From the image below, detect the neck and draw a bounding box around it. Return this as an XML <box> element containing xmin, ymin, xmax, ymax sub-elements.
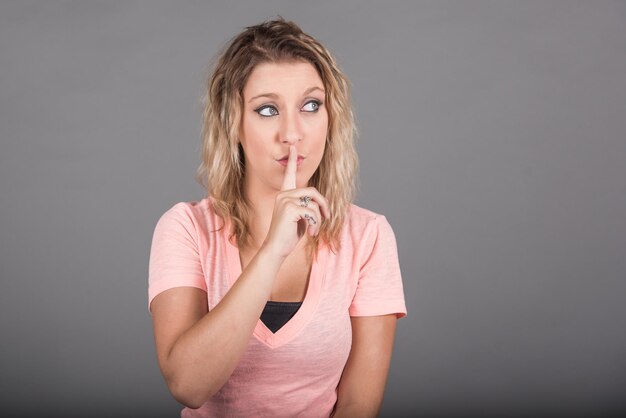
<box><xmin>241</xmin><ymin>175</ymin><xmax>276</xmax><ymax>250</ymax></box>
<box><xmin>240</xmin><ymin>171</ymin><xmax>315</xmax><ymax>254</ymax></box>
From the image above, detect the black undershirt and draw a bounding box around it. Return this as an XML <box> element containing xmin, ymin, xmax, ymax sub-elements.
<box><xmin>260</xmin><ymin>301</ymin><xmax>302</xmax><ymax>333</ymax></box>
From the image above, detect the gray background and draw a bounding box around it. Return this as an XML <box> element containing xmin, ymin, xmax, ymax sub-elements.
<box><xmin>1</xmin><ymin>1</ymin><xmax>625</xmax><ymax>417</ymax></box>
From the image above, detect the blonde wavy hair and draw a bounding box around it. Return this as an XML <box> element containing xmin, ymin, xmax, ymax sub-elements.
<box><xmin>195</xmin><ymin>16</ymin><xmax>359</xmax><ymax>261</ymax></box>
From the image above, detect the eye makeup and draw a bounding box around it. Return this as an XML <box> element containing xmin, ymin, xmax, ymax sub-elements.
<box><xmin>254</xmin><ymin>99</ymin><xmax>323</xmax><ymax>118</ymax></box>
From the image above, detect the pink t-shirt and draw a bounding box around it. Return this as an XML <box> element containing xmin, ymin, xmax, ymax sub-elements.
<box><xmin>148</xmin><ymin>197</ymin><xmax>407</xmax><ymax>417</ymax></box>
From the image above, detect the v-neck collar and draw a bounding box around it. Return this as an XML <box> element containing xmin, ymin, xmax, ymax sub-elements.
<box><xmin>222</xmin><ymin>219</ymin><xmax>328</xmax><ymax>349</ymax></box>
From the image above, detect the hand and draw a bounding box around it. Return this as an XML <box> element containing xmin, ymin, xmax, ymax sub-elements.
<box><xmin>262</xmin><ymin>145</ymin><xmax>331</xmax><ymax>260</ymax></box>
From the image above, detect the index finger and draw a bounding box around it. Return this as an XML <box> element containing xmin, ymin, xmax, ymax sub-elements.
<box><xmin>280</xmin><ymin>145</ymin><xmax>298</xmax><ymax>191</ymax></box>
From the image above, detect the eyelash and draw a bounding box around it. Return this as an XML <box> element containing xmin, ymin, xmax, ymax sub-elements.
<box><xmin>254</xmin><ymin>100</ymin><xmax>323</xmax><ymax>118</ymax></box>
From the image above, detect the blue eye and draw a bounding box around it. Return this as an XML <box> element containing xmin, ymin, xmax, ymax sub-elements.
<box><xmin>303</xmin><ymin>100</ymin><xmax>322</xmax><ymax>112</ymax></box>
<box><xmin>254</xmin><ymin>100</ymin><xmax>323</xmax><ymax>118</ymax></box>
<box><xmin>255</xmin><ymin>105</ymin><xmax>278</xmax><ymax>117</ymax></box>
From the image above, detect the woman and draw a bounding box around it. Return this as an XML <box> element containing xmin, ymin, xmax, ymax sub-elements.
<box><xmin>148</xmin><ymin>17</ymin><xmax>407</xmax><ymax>417</ymax></box>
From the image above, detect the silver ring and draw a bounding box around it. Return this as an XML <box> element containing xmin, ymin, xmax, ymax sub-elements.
<box><xmin>299</xmin><ymin>196</ymin><xmax>312</xmax><ymax>207</ymax></box>
<box><xmin>304</xmin><ymin>214</ymin><xmax>316</xmax><ymax>225</ymax></box>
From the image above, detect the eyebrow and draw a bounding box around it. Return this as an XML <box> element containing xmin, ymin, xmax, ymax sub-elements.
<box><xmin>248</xmin><ymin>86</ymin><xmax>325</xmax><ymax>103</ymax></box>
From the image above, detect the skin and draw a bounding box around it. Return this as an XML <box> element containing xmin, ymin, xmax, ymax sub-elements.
<box><xmin>241</xmin><ymin>61</ymin><xmax>399</xmax><ymax>416</ymax></box>
<box><xmin>152</xmin><ymin>63</ymin><xmax>396</xmax><ymax>418</ymax></box>
<box><xmin>239</xmin><ymin>60</ymin><xmax>328</xmax><ymax>250</ymax></box>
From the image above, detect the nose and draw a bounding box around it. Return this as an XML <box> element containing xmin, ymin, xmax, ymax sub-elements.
<box><xmin>279</xmin><ymin>108</ymin><xmax>302</xmax><ymax>145</ymax></box>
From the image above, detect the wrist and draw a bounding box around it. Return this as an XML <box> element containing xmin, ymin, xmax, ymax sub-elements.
<box><xmin>258</xmin><ymin>241</ymin><xmax>287</xmax><ymax>265</ymax></box>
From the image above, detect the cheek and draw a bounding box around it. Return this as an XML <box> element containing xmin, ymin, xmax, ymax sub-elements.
<box><xmin>307</xmin><ymin>111</ymin><xmax>328</xmax><ymax>138</ymax></box>
<box><xmin>242</xmin><ymin>118</ymin><xmax>272</xmax><ymax>148</ymax></box>
<box><xmin>316</xmin><ymin>114</ymin><xmax>329</xmax><ymax>146</ymax></box>
<box><xmin>242</xmin><ymin>117</ymin><xmax>257</xmax><ymax>140</ymax></box>
<box><xmin>310</xmin><ymin>121</ymin><xmax>327</xmax><ymax>161</ymax></box>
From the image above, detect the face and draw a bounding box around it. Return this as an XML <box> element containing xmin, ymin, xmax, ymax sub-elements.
<box><xmin>240</xmin><ymin>61</ymin><xmax>328</xmax><ymax>192</ymax></box>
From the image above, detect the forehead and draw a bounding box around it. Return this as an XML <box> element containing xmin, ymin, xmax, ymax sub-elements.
<box><xmin>243</xmin><ymin>61</ymin><xmax>324</xmax><ymax>97</ymax></box>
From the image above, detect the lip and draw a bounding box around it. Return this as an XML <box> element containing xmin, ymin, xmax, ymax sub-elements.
<box><xmin>277</xmin><ymin>157</ymin><xmax>304</xmax><ymax>167</ymax></box>
<box><xmin>277</xmin><ymin>154</ymin><xmax>305</xmax><ymax>161</ymax></box>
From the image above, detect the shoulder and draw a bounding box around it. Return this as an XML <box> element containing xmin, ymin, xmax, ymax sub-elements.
<box><xmin>344</xmin><ymin>203</ymin><xmax>395</xmax><ymax>244</ymax></box>
<box><xmin>154</xmin><ymin>196</ymin><xmax>219</xmax><ymax>237</ymax></box>
<box><xmin>346</xmin><ymin>202</ymin><xmax>392</xmax><ymax>229</ymax></box>
<box><xmin>162</xmin><ymin>196</ymin><xmax>213</xmax><ymax>216</ymax></box>
<box><xmin>347</xmin><ymin>203</ymin><xmax>382</xmax><ymax>223</ymax></box>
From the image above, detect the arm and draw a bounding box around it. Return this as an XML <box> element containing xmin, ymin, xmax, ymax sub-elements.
<box><xmin>150</xmin><ymin>245</ymin><xmax>285</xmax><ymax>409</ymax></box>
<box><xmin>331</xmin><ymin>314</ymin><xmax>398</xmax><ymax>418</ymax></box>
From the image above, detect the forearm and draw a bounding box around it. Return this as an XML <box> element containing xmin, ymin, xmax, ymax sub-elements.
<box><xmin>331</xmin><ymin>402</ymin><xmax>380</xmax><ymax>418</ymax></box>
<box><xmin>167</xmin><ymin>244</ymin><xmax>284</xmax><ymax>407</ymax></box>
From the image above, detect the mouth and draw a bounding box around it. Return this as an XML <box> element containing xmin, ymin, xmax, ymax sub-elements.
<box><xmin>277</xmin><ymin>156</ymin><xmax>305</xmax><ymax>166</ymax></box>
<box><xmin>277</xmin><ymin>154</ymin><xmax>306</xmax><ymax>161</ymax></box>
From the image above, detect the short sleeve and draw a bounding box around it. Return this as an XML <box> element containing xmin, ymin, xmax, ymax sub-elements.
<box><xmin>147</xmin><ymin>203</ymin><xmax>207</xmax><ymax>313</ymax></box>
<box><xmin>349</xmin><ymin>215</ymin><xmax>407</xmax><ymax>319</ymax></box>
